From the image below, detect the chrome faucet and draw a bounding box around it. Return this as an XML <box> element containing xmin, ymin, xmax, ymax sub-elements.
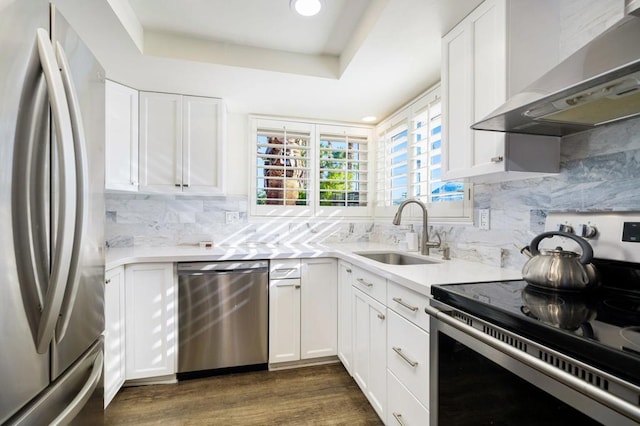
<box><xmin>392</xmin><ymin>199</ymin><xmax>441</xmax><ymax>256</ymax></box>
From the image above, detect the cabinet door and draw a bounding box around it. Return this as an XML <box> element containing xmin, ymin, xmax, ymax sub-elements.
<box><xmin>443</xmin><ymin>0</ymin><xmax>507</xmax><ymax>180</ymax></box>
<box><xmin>105</xmin><ymin>80</ymin><xmax>138</xmax><ymax>191</ymax></box>
<box><xmin>470</xmin><ymin>0</ymin><xmax>507</xmax><ymax>175</ymax></box>
<box><xmin>300</xmin><ymin>258</ymin><xmax>337</xmax><ymax>359</ymax></box>
<box><xmin>268</xmin><ymin>278</ymin><xmax>301</xmax><ymax>363</ymax></box>
<box><xmin>182</xmin><ymin>96</ymin><xmax>225</xmax><ymax>194</ymax></box>
<box><xmin>387</xmin><ymin>310</ymin><xmax>430</xmax><ymax>408</ymax></box>
<box><xmin>337</xmin><ymin>261</ymin><xmax>353</xmax><ymax>374</ymax></box>
<box><xmin>387</xmin><ymin>370</ymin><xmax>429</xmax><ymax>426</ymax></box>
<box><xmin>104</xmin><ymin>266</ymin><xmax>125</xmax><ymax>408</ymax></box>
<box><xmin>353</xmin><ymin>288</ymin><xmax>387</xmax><ymax>421</ymax></box>
<box><xmin>441</xmin><ymin>21</ymin><xmax>473</xmax><ymax>178</ymax></box>
<box><xmin>139</xmin><ymin>92</ymin><xmax>182</xmax><ymax>192</ymax></box>
<box><xmin>125</xmin><ymin>263</ymin><xmax>177</xmax><ymax>380</ymax></box>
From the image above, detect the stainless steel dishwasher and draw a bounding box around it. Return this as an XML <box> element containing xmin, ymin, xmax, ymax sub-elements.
<box><xmin>177</xmin><ymin>260</ymin><xmax>269</xmax><ymax>377</ymax></box>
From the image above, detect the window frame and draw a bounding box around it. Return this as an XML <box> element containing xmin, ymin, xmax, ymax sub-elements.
<box><xmin>374</xmin><ymin>85</ymin><xmax>473</xmax><ymax>221</ymax></box>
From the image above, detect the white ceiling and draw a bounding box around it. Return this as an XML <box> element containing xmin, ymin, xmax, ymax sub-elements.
<box><xmin>128</xmin><ymin>0</ymin><xmax>371</xmax><ymax>57</ymax></box>
<box><xmin>55</xmin><ymin>0</ymin><xmax>484</xmax><ymax>124</ymax></box>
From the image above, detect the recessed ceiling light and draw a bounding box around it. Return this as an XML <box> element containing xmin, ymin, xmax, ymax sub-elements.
<box><xmin>290</xmin><ymin>0</ymin><xmax>322</xmax><ymax>17</ymax></box>
<box><xmin>361</xmin><ymin>116</ymin><xmax>377</xmax><ymax>123</ymax></box>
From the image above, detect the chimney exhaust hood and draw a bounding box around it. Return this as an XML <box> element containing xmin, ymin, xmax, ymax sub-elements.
<box><xmin>472</xmin><ymin>0</ymin><xmax>640</xmax><ymax>137</ymax></box>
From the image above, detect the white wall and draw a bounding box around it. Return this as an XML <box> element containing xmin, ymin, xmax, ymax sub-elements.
<box><xmin>225</xmin><ymin>112</ymin><xmax>250</xmax><ymax>196</ymax></box>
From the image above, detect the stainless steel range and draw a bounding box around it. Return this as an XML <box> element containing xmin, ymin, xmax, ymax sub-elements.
<box><xmin>427</xmin><ymin>212</ymin><xmax>640</xmax><ymax>425</ymax></box>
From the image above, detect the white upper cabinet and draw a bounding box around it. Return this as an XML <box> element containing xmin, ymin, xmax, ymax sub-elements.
<box><xmin>442</xmin><ymin>0</ymin><xmax>561</xmax><ymax>181</ymax></box>
<box><xmin>105</xmin><ymin>80</ymin><xmax>138</xmax><ymax>191</ymax></box>
<box><xmin>139</xmin><ymin>92</ymin><xmax>226</xmax><ymax>194</ymax></box>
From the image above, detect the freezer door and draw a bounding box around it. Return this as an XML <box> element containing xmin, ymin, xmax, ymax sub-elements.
<box><xmin>0</xmin><ymin>0</ymin><xmax>50</xmax><ymax>423</ymax></box>
<box><xmin>6</xmin><ymin>339</ymin><xmax>104</xmax><ymax>426</ymax></box>
<box><xmin>50</xmin><ymin>8</ymin><xmax>105</xmax><ymax>380</ymax></box>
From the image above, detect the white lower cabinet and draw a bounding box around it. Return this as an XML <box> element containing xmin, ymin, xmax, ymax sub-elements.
<box><xmin>269</xmin><ymin>258</ymin><xmax>337</xmax><ymax>365</ymax></box>
<box><xmin>339</xmin><ymin>273</ymin><xmax>431</xmax><ymax>424</ymax></box>
<box><xmin>353</xmin><ymin>287</ymin><xmax>387</xmax><ymax>421</ymax></box>
<box><xmin>388</xmin><ymin>370</ymin><xmax>429</xmax><ymax>425</ymax></box>
<box><xmin>104</xmin><ymin>266</ymin><xmax>126</xmax><ymax>408</ymax></box>
<box><xmin>337</xmin><ymin>260</ymin><xmax>353</xmax><ymax>374</ymax></box>
<box><xmin>124</xmin><ymin>263</ymin><xmax>177</xmax><ymax>380</ymax></box>
<box><xmin>387</xmin><ymin>310</ymin><xmax>430</xmax><ymax>409</ymax></box>
<box><xmin>301</xmin><ymin>258</ymin><xmax>338</xmax><ymax>359</ymax></box>
<box><xmin>269</xmin><ymin>277</ymin><xmax>301</xmax><ymax>363</ymax></box>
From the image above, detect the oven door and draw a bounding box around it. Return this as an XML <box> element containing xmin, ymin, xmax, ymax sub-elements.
<box><xmin>426</xmin><ymin>304</ymin><xmax>640</xmax><ymax>426</ymax></box>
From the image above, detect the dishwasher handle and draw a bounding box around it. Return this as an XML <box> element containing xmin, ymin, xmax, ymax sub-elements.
<box><xmin>178</xmin><ymin>260</ymin><xmax>269</xmax><ymax>275</ymax></box>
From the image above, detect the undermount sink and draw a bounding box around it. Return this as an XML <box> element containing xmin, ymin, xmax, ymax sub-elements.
<box><xmin>354</xmin><ymin>251</ymin><xmax>440</xmax><ymax>266</ymax></box>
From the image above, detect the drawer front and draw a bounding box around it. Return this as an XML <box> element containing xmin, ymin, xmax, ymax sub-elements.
<box><xmin>388</xmin><ymin>281</ymin><xmax>430</xmax><ymax>331</ymax></box>
<box><xmin>352</xmin><ymin>266</ymin><xmax>386</xmax><ymax>303</ymax></box>
<box><xmin>387</xmin><ymin>370</ymin><xmax>429</xmax><ymax>426</ymax></box>
<box><xmin>387</xmin><ymin>310</ymin><xmax>429</xmax><ymax>408</ymax></box>
<box><xmin>270</xmin><ymin>259</ymin><xmax>301</xmax><ymax>279</ymax></box>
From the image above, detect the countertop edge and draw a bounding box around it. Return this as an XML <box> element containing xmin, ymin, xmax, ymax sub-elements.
<box><xmin>106</xmin><ymin>243</ymin><xmax>522</xmax><ymax>297</ymax></box>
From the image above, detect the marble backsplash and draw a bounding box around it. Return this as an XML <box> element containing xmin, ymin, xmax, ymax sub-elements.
<box><xmin>105</xmin><ymin>116</ymin><xmax>640</xmax><ymax>270</ymax></box>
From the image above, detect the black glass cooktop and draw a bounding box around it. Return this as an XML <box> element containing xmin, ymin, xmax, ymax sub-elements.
<box><xmin>431</xmin><ymin>259</ymin><xmax>640</xmax><ymax>387</ymax></box>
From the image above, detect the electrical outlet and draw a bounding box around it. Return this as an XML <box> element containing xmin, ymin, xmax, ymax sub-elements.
<box><xmin>479</xmin><ymin>209</ymin><xmax>490</xmax><ymax>230</ymax></box>
<box><xmin>225</xmin><ymin>211</ymin><xmax>240</xmax><ymax>224</ymax></box>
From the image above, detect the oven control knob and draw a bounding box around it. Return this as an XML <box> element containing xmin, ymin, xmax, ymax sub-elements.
<box><xmin>578</xmin><ymin>224</ymin><xmax>598</xmax><ymax>239</ymax></box>
<box><xmin>557</xmin><ymin>224</ymin><xmax>574</xmax><ymax>234</ymax></box>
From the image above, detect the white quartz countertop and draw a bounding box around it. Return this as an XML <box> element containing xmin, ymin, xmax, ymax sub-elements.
<box><xmin>106</xmin><ymin>242</ymin><xmax>522</xmax><ymax>297</ymax></box>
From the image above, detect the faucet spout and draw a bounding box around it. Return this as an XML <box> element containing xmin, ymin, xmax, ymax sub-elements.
<box><xmin>392</xmin><ymin>199</ymin><xmax>439</xmax><ymax>256</ymax></box>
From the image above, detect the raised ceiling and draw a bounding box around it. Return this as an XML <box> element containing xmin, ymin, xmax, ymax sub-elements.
<box><xmin>55</xmin><ymin>0</ymin><xmax>484</xmax><ymax>123</ymax></box>
<box><xmin>129</xmin><ymin>0</ymin><xmax>370</xmax><ymax>57</ymax></box>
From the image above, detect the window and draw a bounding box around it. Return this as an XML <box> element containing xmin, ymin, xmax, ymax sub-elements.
<box><xmin>318</xmin><ymin>126</ymin><xmax>369</xmax><ymax>208</ymax></box>
<box><xmin>376</xmin><ymin>85</ymin><xmax>471</xmax><ymax>219</ymax></box>
<box><xmin>255</xmin><ymin>125</ymin><xmax>311</xmax><ymax>207</ymax></box>
<box><xmin>251</xmin><ymin>118</ymin><xmax>372</xmax><ymax>217</ymax></box>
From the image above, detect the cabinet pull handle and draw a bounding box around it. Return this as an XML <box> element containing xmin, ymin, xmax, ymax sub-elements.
<box><xmin>274</xmin><ymin>268</ymin><xmax>296</xmax><ymax>273</ymax></box>
<box><xmin>392</xmin><ymin>412</ymin><xmax>406</xmax><ymax>426</ymax></box>
<box><xmin>393</xmin><ymin>347</ymin><xmax>418</xmax><ymax>368</ymax></box>
<box><xmin>357</xmin><ymin>278</ymin><xmax>373</xmax><ymax>287</ymax></box>
<box><xmin>377</xmin><ymin>313</ymin><xmax>385</xmax><ymax>320</ymax></box>
<box><xmin>490</xmin><ymin>155</ymin><xmax>504</xmax><ymax>163</ymax></box>
<box><xmin>392</xmin><ymin>297</ymin><xmax>418</xmax><ymax>312</ymax></box>
<box><xmin>346</xmin><ymin>268</ymin><xmax>352</xmax><ymax>273</ymax></box>
<box><xmin>105</xmin><ymin>279</ymin><xmax>111</xmax><ymax>284</ymax></box>
<box><xmin>274</xmin><ymin>281</ymin><xmax>299</xmax><ymax>288</ymax></box>
<box><xmin>175</xmin><ymin>183</ymin><xmax>181</xmax><ymax>187</ymax></box>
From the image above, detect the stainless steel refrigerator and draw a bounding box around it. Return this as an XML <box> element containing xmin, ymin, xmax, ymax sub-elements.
<box><xmin>1</xmin><ymin>0</ymin><xmax>105</xmax><ymax>424</ymax></box>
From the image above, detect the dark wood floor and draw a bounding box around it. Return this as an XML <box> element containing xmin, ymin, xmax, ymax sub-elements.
<box><xmin>105</xmin><ymin>363</ymin><xmax>383</xmax><ymax>425</ymax></box>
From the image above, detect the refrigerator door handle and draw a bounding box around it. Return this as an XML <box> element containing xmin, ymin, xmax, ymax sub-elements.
<box><xmin>49</xmin><ymin>350</ymin><xmax>103</xmax><ymax>426</ymax></box>
<box><xmin>53</xmin><ymin>41</ymin><xmax>88</xmax><ymax>342</ymax></box>
<box><xmin>35</xmin><ymin>28</ymin><xmax>77</xmax><ymax>354</ymax></box>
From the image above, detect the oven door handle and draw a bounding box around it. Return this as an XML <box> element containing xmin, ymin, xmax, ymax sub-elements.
<box><xmin>424</xmin><ymin>306</ymin><xmax>640</xmax><ymax>423</ymax></box>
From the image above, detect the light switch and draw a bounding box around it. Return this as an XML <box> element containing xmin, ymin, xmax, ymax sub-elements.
<box><xmin>479</xmin><ymin>209</ymin><xmax>490</xmax><ymax>230</ymax></box>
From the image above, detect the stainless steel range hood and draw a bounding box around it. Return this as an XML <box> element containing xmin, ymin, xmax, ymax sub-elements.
<box><xmin>472</xmin><ymin>1</ymin><xmax>640</xmax><ymax>137</ymax></box>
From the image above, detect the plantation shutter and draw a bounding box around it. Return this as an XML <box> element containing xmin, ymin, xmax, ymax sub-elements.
<box><xmin>318</xmin><ymin>131</ymin><xmax>369</xmax><ymax>207</ymax></box>
<box><xmin>255</xmin><ymin>121</ymin><xmax>312</xmax><ymax>209</ymax></box>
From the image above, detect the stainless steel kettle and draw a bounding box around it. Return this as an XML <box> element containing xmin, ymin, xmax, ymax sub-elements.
<box><xmin>521</xmin><ymin>231</ymin><xmax>599</xmax><ymax>291</ymax></box>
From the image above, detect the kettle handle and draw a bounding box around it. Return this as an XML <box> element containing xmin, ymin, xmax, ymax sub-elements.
<box><xmin>529</xmin><ymin>231</ymin><xmax>594</xmax><ymax>264</ymax></box>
